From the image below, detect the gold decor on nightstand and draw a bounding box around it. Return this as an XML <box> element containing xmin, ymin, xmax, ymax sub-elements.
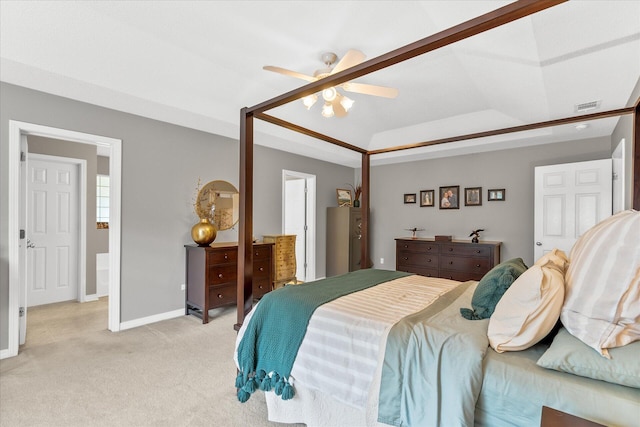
<box><xmin>263</xmin><ymin>234</ymin><xmax>297</xmax><ymax>289</ymax></box>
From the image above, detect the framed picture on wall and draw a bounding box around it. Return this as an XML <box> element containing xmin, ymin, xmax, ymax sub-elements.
<box><xmin>336</xmin><ymin>188</ymin><xmax>352</xmax><ymax>207</ymax></box>
<box><xmin>488</xmin><ymin>188</ymin><xmax>506</xmax><ymax>201</ymax></box>
<box><xmin>439</xmin><ymin>186</ymin><xmax>459</xmax><ymax>209</ymax></box>
<box><xmin>420</xmin><ymin>190</ymin><xmax>434</xmax><ymax>207</ymax></box>
<box><xmin>465</xmin><ymin>187</ymin><xmax>482</xmax><ymax>206</ymax></box>
<box><xmin>404</xmin><ymin>193</ymin><xmax>417</xmax><ymax>204</ymax></box>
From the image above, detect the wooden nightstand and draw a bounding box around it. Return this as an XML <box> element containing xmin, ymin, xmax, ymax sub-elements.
<box><xmin>540</xmin><ymin>406</ymin><xmax>605</xmax><ymax>427</ymax></box>
<box><xmin>262</xmin><ymin>234</ymin><xmax>297</xmax><ymax>289</ymax></box>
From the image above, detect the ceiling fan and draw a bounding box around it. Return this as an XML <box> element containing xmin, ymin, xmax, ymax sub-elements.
<box><xmin>263</xmin><ymin>50</ymin><xmax>399</xmax><ymax>118</ymax></box>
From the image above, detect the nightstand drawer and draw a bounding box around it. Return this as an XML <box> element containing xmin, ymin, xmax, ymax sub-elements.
<box><xmin>207</xmin><ymin>264</ymin><xmax>237</xmax><ymax>285</ymax></box>
<box><xmin>208</xmin><ymin>284</ymin><xmax>236</xmax><ymax>308</ymax></box>
<box><xmin>253</xmin><ymin>278</ymin><xmax>271</xmax><ymax>299</ymax></box>
<box><xmin>253</xmin><ymin>259</ymin><xmax>270</xmax><ymax>278</ymax></box>
<box><xmin>207</xmin><ymin>249</ymin><xmax>237</xmax><ymax>265</ymax></box>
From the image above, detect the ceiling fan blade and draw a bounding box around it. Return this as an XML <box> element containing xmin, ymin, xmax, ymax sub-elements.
<box><xmin>332</xmin><ymin>97</ymin><xmax>348</xmax><ymax>117</ymax></box>
<box><xmin>342</xmin><ymin>82</ymin><xmax>399</xmax><ymax>98</ymax></box>
<box><xmin>263</xmin><ymin>65</ymin><xmax>317</xmax><ymax>82</ymax></box>
<box><xmin>330</xmin><ymin>49</ymin><xmax>366</xmax><ymax>75</ymax></box>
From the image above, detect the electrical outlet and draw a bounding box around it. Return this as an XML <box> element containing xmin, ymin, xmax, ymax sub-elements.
<box><xmin>180</xmin><ymin>284</ymin><xmax>186</xmax><ymax>291</ymax></box>
<box><xmin>380</xmin><ymin>258</ymin><xmax>384</xmax><ymax>264</ymax></box>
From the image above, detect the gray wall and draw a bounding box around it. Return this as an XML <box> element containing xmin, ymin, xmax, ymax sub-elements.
<box><xmin>27</xmin><ymin>136</ymin><xmax>100</xmax><ymax>295</ymax></box>
<box><xmin>0</xmin><ymin>82</ymin><xmax>353</xmax><ymax>351</ymax></box>
<box><xmin>369</xmin><ymin>137</ymin><xmax>611</xmax><ymax>270</ymax></box>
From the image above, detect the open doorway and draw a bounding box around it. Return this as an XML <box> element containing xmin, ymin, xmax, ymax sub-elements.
<box><xmin>5</xmin><ymin>121</ymin><xmax>122</xmax><ymax>359</ymax></box>
<box><xmin>282</xmin><ymin>170</ymin><xmax>316</xmax><ymax>282</ymax></box>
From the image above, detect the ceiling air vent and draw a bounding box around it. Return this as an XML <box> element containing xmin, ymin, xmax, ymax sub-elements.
<box><xmin>575</xmin><ymin>100</ymin><xmax>601</xmax><ymax>113</ymax></box>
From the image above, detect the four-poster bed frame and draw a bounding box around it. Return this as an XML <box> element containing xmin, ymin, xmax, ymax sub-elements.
<box><xmin>235</xmin><ymin>0</ymin><xmax>640</xmax><ymax>329</ymax></box>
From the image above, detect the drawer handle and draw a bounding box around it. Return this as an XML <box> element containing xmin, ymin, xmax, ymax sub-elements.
<box><xmin>217</xmin><ymin>294</ymin><xmax>224</xmax><ymax>299</ymax></box>
<box><xmin>449</xmin><ymin>261</ymin><xmax>454</xmax><ymax>265</ymax></box>
<box><xmin>427</xmin><ymin>247</ymin><xmax>432</xmax><ymax>251</ymax></box>
<box><xmin>404</xmin><ymin>244</ymin><xmax>408</xmax><ymax>248</ymax></box>
<box><xmin>448</xmin><ymin>248</ymin><xmax>453</xmax><ymax>251</ymax></box>
<box><xmin>259</xmin><ymin>267</ymin><xmax>264</xmax><ymax>272</ymax></box>
<box><xmin>476</xmin><ymin>250</ymin><xmax>481</xmax><ymax>253</ymax></box>
<box><xmin>403</xmin><ymin>257</ymin><xmax>408</xmax><ymax>261</ymax></box>
<box><xmin>258</xmin><ymin>285</ymin><xmax>263</xmax><ymax>289</ymax></box>
<box><xmin>427</xmin><ymin>259</ymin><xmax>431</xmax><ymax>262</ymax></box>
<box><xmin>224</xmin><ymin>254</ymin><xmax>229</xmax><ymax>260</ymax></box>
<box><xmin>476</xmin><ymin>264</ymin><xmax>481</xmax><ymax>268</ymax></box>
<box><xmin>218</xmin><ymin>273</ymin><xmax>224</xmax><ymax>279</ymax></box>
<box><xmin>255</xmin><ymin>252</ymin><xmax>260</xmax><ymax>256</ymax></box>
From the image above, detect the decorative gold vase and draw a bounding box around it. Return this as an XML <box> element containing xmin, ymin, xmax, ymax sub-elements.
<box><xmin>191</xmin><ymin>218</ymin><xmax>217</xmax><ymax>246</ymax></box>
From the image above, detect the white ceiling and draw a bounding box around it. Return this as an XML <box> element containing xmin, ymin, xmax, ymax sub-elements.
<box><xmin>1</xmin><ymin>1</ymin><xmax>639</xmax><ymax>166</ymax></box>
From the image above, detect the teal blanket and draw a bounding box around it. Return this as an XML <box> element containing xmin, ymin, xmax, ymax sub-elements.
<box><xmin>235</xmin><ymin>268</ymin><xmax>411</xmax><ymax>402</ymax></box>
<box><xmin>378</xmin><ymin>281</ymin><xmax>489</xmax><ymax>427</ymax></box>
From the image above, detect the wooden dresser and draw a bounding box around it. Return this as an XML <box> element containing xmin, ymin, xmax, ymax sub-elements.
<box><xmin>184</xmin><ymin>242</ymin><xmax>273</xmax><ymax>324</ymax></box>
<box><xmin>262</xmin><ymin>234</ymin><xmax>297</xmax><ymax>289</ymax></box>
<box><xmin>396</xmin><ymin>238</ymin><xmax>501</xmax><ymax>281</ymax></box>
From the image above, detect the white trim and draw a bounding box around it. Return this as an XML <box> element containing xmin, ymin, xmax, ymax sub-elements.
<box><xmin>119</xmin><ymin>309</ymin><xmax>185</xmax><ymax>331</ymax></box>
<box><xmin>4</xmin><ymin>120</ymin><xmax>122</xmax><ymax>359</ymax></box>
<box><xmin>84</xmin><ymin>294</ymin><xmax>100</xmax><ymax>302</ymax></box>
<box><xmin>28</xmin><ymin>153</ymin><xmax>87</xmax><ymax>304</ymax></box>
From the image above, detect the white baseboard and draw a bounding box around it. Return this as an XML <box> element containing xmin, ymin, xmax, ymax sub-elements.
<box><xmin>0</xmin><ymin>348</ymin><xmax>13</xmax><ymax>360</ymax></box>
<box><xmin>119</xmin><ymin>308</ymin><xmax>185</xmax><ymax>331</ymax></box>
<box><xmin>84</xmin><ymin>294</ymin><xmax>99</xmax><ymax>302</ymax></box>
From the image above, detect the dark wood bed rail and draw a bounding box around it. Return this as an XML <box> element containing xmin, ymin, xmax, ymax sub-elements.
<box><xmin>236</xmin><ymin>0</ymin><xmax>639</xmax><ymax>329</ymax></box>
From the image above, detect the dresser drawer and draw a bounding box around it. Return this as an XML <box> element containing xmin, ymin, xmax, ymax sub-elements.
<box><xmin>208</xmin><ymin>264</ymin><xmax>237</xmax><ymax>285</ymax></box>
<box><xmin>208</xmin><ymin>283</ymin><xmax>236</xmax><ymax>308</ymax></box>
<box><xmin>253</xmin><ymin>246</ymin><xmax>271</xmax><ymax>260</ymax></box>
<box><xmin>253</xmin><ymin>259</ymin><xmax>270</xmax><ymax>279</ymax></box>
<box><xmin>440</xmin><ymin>244</ymin><xmax>491</xmax><ymax>257</ymax></box>
<box><xmin>398</xmin><ymin>251</ymin><xmax>439</xmax><ymax>268</ymax></box>
<box><xmin>399</xmin><ymin>266</ymin><xmax>439</xmax><ymax>278</ymax></box>
<box><xmin>253</xmin><ymin>278</ymin><xmax>271</xmax><ymax>299</ymax></box>
<box><xmin>207</xmin><ymin>249</ymin><xmax>237</xmax><ymax>265</ymax></box>
<box><xmin>440</xmin><ymin>256</ymin><xmax>491</xmax><ymax>273</ymax></box>
<box><xmin>397</xmin><ymin>240</ymin><xmax>438</xmax><ymax>253</ymax></box>
<box><xmin>439</xmin><ymin>269</ymin><xmax>486</xmax><ymax>282</ymax></box>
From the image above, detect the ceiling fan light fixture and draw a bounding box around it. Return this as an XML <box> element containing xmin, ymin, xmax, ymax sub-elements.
<box><xmin>302</xmin><ymin>93</ymin><xmax>318</xmax><ymax>110</ymax></box>
<box><xmin>340</xmin><ymin>95</ymin><xmax>354</xmax><ymax>112</ymax></box>
<box><xmin>322</xmin><ymin>87</ymin><xmax>337</xmax><ymax>102</ymax></box>
<box><xmin>321</xmin><ymin>102</ymin><xmax>334</xmax><ymax>118</ymax></box>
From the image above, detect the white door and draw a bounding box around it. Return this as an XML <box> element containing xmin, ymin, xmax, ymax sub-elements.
<box><xmin>534</xmin><ymin>159</ymin><xmax>612</xmax><ymax>260</ymax></box>
<box><xmin>283</xmin><ymin>170</ymin><xmax>316</xmax><ymax>282</ymax></box>
<box><xmin>27</xmin><ymin>157</ymin><xmax>80</xmax><ymax>307</ymax></box>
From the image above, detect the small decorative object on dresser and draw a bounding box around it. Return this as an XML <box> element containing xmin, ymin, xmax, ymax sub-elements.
<box><xmin>469</xmin><ymin>229</ymin><xmax>484</xmax><ymax>243</ymax></box>
<box><xmin>404</xmin><ymin>227</ymin><xmax>425</xmax><ymax>239</ymax></box>
<box><xmin>336</xmin><ymin>188</ymin><xmax>352</xmax><ymax>207</ymax></box>
<box><xmin>262</xmin><ymin>234</ymin><xmax>297</xmax><ymax>289</ymax></box>
<box><xmin>396</xmin><ymin>237</ymin><xmax>501</xmax><ymax>281</ymax></box>
<box><xmin>184</xmin><ymin>241</ymin><xmax>273</xmax><ymax>323</ymax></box>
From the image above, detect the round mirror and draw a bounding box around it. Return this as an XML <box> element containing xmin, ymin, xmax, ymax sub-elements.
<box><xmin>195</xmin><ymin>180</ymin><xmax>239</xmax><ymax>231</ymax></box>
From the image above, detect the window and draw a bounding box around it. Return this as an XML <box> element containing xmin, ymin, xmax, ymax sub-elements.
<box><xmin>97</xmin><ymin>174</ymin><xmax>110</xmax><ymax>228</ymax></box>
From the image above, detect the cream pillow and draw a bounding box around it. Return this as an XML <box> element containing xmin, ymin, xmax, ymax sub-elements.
<box><xmin>488</xmin><ymin>249</ymin><xmax>567</xmax><ymax>353</ymax></box>
<box><xmin>561</xmin><ymin>210</ymin><xmax>640</xmax><ymax>357</ymax></box>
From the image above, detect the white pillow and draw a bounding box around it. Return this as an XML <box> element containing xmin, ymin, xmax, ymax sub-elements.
<box><xmin>488</xmin><ymin>249</ymin><xmax>567</xmax><ymax>353</ymax></box>
<box><xmin>561</xmin><ymin>209</ymin><xmax>640</xmax><ymax>357</ymax></box>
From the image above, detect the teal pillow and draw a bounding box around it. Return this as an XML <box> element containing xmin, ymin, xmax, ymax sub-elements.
<box><xmin>460</xmin><ymin>258</ymin><xmax>527</xmax><ymax>320</ymax></box>
<box><xmin>537</xmin><ymin>328</ymin><xmax>640</xmax><ymax>389</ymax></box>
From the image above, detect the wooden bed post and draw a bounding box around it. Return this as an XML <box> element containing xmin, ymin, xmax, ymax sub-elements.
<box><xmin>361</xmin><ymin>153</ymin><xmax>370</xmax><ymax>269</ymax></box>
<box><xmin>634</xmin><ymin>98</ymin><xmax>639</xmax><ymax>210</ymax></box>
<box><xmin>236</xmin><ymin>107</ymin><xmax>254</xmax><ymax>330</ymax></box>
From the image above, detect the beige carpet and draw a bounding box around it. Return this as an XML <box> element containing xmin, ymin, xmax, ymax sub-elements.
<box><xmin>0</xmin><ymin>298</ymin><xmax>303</xmax><ymax>427</ymax></box>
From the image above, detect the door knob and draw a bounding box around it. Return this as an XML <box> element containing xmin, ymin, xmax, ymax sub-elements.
<box><xmin>26</xmin><ymin>239</ymin><xmax>35</xmax><ymax>249</ymax></box>
<box><xmin>536</xmin><ymin>242</ymin><xmax>542</xmax><ymax>246</ymax></box>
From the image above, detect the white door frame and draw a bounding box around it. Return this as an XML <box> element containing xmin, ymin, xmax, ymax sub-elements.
<box><xmin>282</xmin><ymin>170</ymin><xmax>316</xmax><ymax>282</ymax></box>
<box><xmin>5</xmin><ymin>120</ymin><xmax>122</xmax><ymax>359</ymax></box>
<box><xmin>27</xmin><ymin>153</ymin><xmax>87</xmax><ymax>304</ymax></box>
